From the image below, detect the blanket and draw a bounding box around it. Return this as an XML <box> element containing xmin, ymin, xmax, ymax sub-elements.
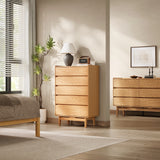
<box><xmin>0</xmin><ymin>95</ymin><xmax>40</xmax><ymax>121</ymax></box>
<box><xmin>0</xmin><ymin>95</ymin><xmax>21</xmax><ymax>106</ymax></box>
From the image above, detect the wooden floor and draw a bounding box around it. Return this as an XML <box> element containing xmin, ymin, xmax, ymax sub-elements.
<box><xmin>2</xmin><ymin>114</ymin><xmax>160</xmax><ymax>159</ymax></box>
<box><xmin>60</xmin><ymin>114</ymin><xmax>160</xmax><ymax>160</ymax></box>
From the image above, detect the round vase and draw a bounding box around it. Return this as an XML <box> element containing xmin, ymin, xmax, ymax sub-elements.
<box><xmin>64</xmin><ymin>53</ymin><xmax>73</xmax><ymax>66</ymax></box>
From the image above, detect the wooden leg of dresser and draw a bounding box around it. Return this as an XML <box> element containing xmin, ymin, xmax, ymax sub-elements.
<box><xmin>68</xmin><ymin>120</ymin><xmax>70</xmax><ymax>126</ymax></box>
<box><xmin>116</xmin><ymin>107</ymin><xmax>119</xmax><ymax>117</ymax></box>
<box><xmin>84</xmin><ymin>118</ymin><xmax>87</xmax><ymax>128</ymax></box>
<box><xmin>123</xmin><ymin>110</ymin><xmax>125</xmax><ymax>116</ymax></box>
<box><xmin>92</xmin><ymin>117</ymin><xmax>95</xmax><ymax>126</ymax></box>
<box><xmin>58</xmin><ymin>117</ymin><xmax>61</xmax><ymax>126</ymax></box>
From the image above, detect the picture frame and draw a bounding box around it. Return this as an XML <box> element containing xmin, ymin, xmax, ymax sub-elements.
<box><xmin>130</xmin><ymin>46</ymin><xmax>157</xmax><ymax>68</ymax></box>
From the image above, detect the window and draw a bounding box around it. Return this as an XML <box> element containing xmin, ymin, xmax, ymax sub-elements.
<box><xmin>0</xmin><ymin>0</ymin><xmax>25</xmax><ymax>93</ymax></box>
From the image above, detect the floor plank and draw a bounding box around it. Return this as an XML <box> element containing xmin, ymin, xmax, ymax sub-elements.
<box><xmin>60</xmin><ymin>114</ymin><xmax>160</xmax><ymax>160</ymax></box>
<box><xmin>2</xmin><ymin>114</ymin><xmax>160</xmax><ymax>160</ymax></box>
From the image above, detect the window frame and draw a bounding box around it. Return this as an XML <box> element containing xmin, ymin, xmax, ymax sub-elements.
<box><xmin>0</xmin><ymin>0</ymin><xmax>22</xmax><ymax>94</ymax></box>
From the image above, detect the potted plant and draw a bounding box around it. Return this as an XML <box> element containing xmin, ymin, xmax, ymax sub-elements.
<box><xmin>32</xmin><ymin>35</ymin><xmax>55</xmax><ymax>123</ymax></box>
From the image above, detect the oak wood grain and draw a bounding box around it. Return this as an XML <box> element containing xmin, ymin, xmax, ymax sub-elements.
<box><xmin>56</xmin><ymin>86</ymin><xmax>88</xmax><ymax>95</ymax></box>
<box><xmin>114</xmin><ymin>97</ymin><xmax>160</xmax><ymax>108</ymax></box>
<box><xmin>88</xmin><ymin>65</ymin><xmax>99</xmax><ymax>117</ymax></box>
<box><xmin>55</xmin><ymin>66</ymin><xmax>99</xmax><ymax>127</ymax></box>
<box><xmin>114</xmin><ymin>88</ymin><xmax>160</xmax><ymax>98</ymax></box>
<box><xmin>0</xmin><ymin>118</ymin><xmax>40</xmax><ymax>137</ymax></box>
<box><xmin>55</xmin><ymin>105</ymin><xmax>88</xmax><ymax>117</ymax></box>
<box><xmin>113</xmin><ymin>78</ymin><xmax>160</xmax><ymax>116</ymax></box>
<box><xmin>56</xmin><ymin>96</ymin><xmax>88</xmax><ymax>105</ymax></box>
<box><xmin>56</xmin><ymin>77</ymin><xmax>88</xmax><ymax>86</ymax></box>
<box><xmin>55</xmin><ymin>66</ymin><xmax>88</xmax><ymax>76</ymax></box>
<box><xmin>114</xmin><ymin>78</ymin><xmax>160</xmax><ymax>88</ymax></box>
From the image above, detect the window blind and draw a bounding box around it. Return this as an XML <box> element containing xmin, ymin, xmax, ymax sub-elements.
<box><xmin>0</xmin><ymin>0</ymin><xmax>6</xmax><ymax>77</ymax></box>
<box><xmin>0</xmin><ymin>0</ymin><xmax>25</xmax><ymax>77</ymax></box>
<box><xmin>0</xmin><ymin>0</ymin><xmax>25</xmax><ymax>92</ymax></box>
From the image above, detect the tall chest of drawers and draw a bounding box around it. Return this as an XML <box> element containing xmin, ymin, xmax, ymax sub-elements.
<box><xmin>55</xmin><ymin>66</ymin><xmax>99</xmax><ymax>127</ymax></box>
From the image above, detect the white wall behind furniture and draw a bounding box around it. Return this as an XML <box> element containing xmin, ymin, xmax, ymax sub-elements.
<box><xmin>110</xmin><ymin>0</ymin><xmax>160</xmax><ymax>110</ymax></box>
<box><xmin>36</xmin><ymin>0</ymin><xmax>110</xmax><ymax>123</ymax></box>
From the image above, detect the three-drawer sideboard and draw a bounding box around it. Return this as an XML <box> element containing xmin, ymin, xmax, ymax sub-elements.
<box><xmin>113</xmin><ymin>78</ymin><xmax>160</xmax><ymax>116</ymax></box>
<box><xmin>55</xmin><ymin>66</ymin><xmax>99</xmax><ymax>127</ymax></box>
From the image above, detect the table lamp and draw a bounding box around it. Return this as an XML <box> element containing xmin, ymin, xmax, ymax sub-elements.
<box><xmin>60</xmin><ymin>43</ymin><xmax>76</xmax><ymax>66</ymax></box>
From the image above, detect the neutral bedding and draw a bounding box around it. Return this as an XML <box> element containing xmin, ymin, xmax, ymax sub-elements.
<box><xmin>0</xmin><ymin>95</ymin><xmax>40</xmax><ymax>122</ymax></box>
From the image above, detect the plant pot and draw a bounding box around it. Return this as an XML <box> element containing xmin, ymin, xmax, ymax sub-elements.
<box><xmin>40</xmin><ymin>108</ymin><xmax>47</xmax><ymax>123</ymax></box>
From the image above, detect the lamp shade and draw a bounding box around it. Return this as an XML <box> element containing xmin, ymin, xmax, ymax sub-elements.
<box><xmin>60</xmin><ymin>43</ymin><xmax>76</xmax><ymax>54</ymax></box>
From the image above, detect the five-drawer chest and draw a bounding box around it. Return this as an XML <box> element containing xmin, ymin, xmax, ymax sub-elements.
<box><xmin>55</xmin><ymin>66</ymin><xmax>99</xmax><ymax>127</ymax></box>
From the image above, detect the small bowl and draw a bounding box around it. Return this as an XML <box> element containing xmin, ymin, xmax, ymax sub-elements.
<box><xmin>130</xmin><ymin>75</ymin><xmax>138</xmax><ymax>79</ymax></box>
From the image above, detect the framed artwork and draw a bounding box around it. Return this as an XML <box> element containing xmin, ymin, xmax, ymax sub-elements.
<box><xmin>130</xmin><ymin>46</ymin><xmax>157</xmax><ymax>68</ymax></box>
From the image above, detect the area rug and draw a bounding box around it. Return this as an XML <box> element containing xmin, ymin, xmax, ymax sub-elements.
<box><xmin>0</xmin><ymin>127</ymin><xmax>127</xmax><ymax>160</ymax></box>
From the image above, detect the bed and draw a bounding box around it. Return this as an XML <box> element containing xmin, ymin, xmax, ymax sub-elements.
<box><xmin>0</xmin><ymin>94</ymin><xmax>40</xmax><ymax>137</ymax></box>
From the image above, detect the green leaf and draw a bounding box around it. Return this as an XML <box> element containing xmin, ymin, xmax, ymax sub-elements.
<box><xmin>46</xmin><ymin>35</ymin><xmax>55</xmax><ymax>50</ymax></box>
<box><xmin>43</xmin><ymin>74</ymin><xmax>50</xmax><ymax>81</ymax></box>
<box><xmin>32</xmin><ymin>88</ymin><xmax>39</xmax><ymax>96</ymax></box>
<box><xmin>32</xmin><ymin>54</ymin><xmax>39</xmax><ymax>62</ymax></box>
<box><xmin>35</xmin><ymin>45</ymin><xmax>45</xmax><ymax>54</ymax></box>
<box><xmin>34</xmin><ymin>65</ymin><xmax>41</xmax><ymax>75</ymax></box>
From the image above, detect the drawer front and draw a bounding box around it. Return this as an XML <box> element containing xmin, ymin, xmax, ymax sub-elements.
<box><xmin>56</xmin><ymin>77</ymin><xmax>88</xmax><ymax>86</ymax></box>
<box><xmin>55</xmin><ymin>105</ymin><xmax>88</xmax><ymax>117</ymax></box>
<box><xmin>139</xmin><ymin>89</ymin><xmax>160</xmax><ymax>98</ymax></box>
<box><xmin>114</xmin><ymin>89</ymin><xmax>160</xmax><ymax>98</ymax></box>
<box><xmin>114</xmin><ymin>78</ymin><xmax>160</xmax><ymax>88</ymax></box>
<box><xmin>56</xmin><ymin>96</ymin><xmax>88</xmax><ymax>105</ymax></box>
<box><xmin>113</xmin><ymin>89</ymin><xmax>139</xmax><ymax>97</ymax></box>
<box><xmin>139</xmin><ymin>79</ymin><xmax>160</xmax><ymax>88</ymax></box>
<box><xmin>113</xmin><ymin>79</ymin><xmax>139</xmax><ymax>88</ymax></box>
<box><xmin>113</xmin><ymin>97</ymin><xmax>140</xmax><ymax>107</ymax></box>
<box><xmin>114</xmin><ymin>97</ymin><xmax>160</xmax><ymax>108</ymax></box>
<box><xmin>56</xmin><ymin>67</ymin><xmax>88</xmax><ymax>76</ymax></box>
<box><xmin>56</xmin><ymin>86</ymin><xmax>88</xmax><ymax>95</ymax></box>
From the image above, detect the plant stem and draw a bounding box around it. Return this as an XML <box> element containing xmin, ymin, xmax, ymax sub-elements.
<box><xmin>39</xmin><ymin>70</ymin><xmax>43</xmax><ymax>108</ymax></box>
<box><xmin>38</xmin><ymin>49</ymin><xmax>51</xmax><ymax>108</ymax></box>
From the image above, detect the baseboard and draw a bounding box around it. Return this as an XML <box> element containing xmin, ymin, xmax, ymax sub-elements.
<box><xmin>47</xmin><ymin>118</ymin><xmax>58</xmax><ymax>124</ymax></box>
<box><xmin>47</xmin><ymin>118</ymin><xmax>110</xmax><ymax>128</ymax></box>
<box><xmin>94</xmin><ymin>120</ymin><xmax>110</xmax><ymax>127</ymax></box>
<box><xmin>110</xmin><ymin>109</ymin><xmax>116</xmax><ymax>114</ymax></box>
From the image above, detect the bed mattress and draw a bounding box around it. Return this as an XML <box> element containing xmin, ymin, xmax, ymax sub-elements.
<box><xmin>0</xmin><ymin>95</ymin><xmax>40</xmax><ymax>122</ymax></box>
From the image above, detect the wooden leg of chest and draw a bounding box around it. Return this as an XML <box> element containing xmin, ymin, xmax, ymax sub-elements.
<box><xmin>58</xmin><ymin>117</ymin><xmax>61</xmax><ymax>126</ymax></box>
<box><xmin>123</xmin><ymin>109</ymin><xmax>125</xmax><ymax>116</ymax></box>
<box><xmin>68</xmin><ymin>120</ymin><xmax>70</xmax><ymax>126</ymax></box>
<box><xmin>116</xmin><ymin>107</ymin><xmax>119</xmax><ymax>117</ymax></box>
<box><xmin>92</xmin><ymin>117</ymin><xmax>95</xmax><ymax>126</ymax></box>
<box><xmin>84</xmin><ymin>118</ymin><xmax>87</xmax><ymax>128</ymax></box>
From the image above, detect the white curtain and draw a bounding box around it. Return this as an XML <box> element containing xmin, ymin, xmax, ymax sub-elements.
<box><xmin>23</xmin><ymin>0</ymin><xmax>35</xmax><ymax>97</ymax></box>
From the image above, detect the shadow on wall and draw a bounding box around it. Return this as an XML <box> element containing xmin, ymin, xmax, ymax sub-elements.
<box><xmin>37</xmin><ymin>0</ymin><xmax>110</xmax><ymax>121</ymax></box>
<box><xmin>37</xmin><ymin>0</ymin><xmax>106</xmax><ymax>64</ymax></box>
<box><xmin>111</xmin><ymin>0</ymin><xmax>160</xmax><ymax>44</ymax></box>
<box><xmin>110</xmin><ymin>0</ymin><xmax>160</xmax><ymax>110</ymax></box>
<box><xmin>37</xmin><ymin>0</ymin><xmax>106</xmax><ymax>33</ymax></box>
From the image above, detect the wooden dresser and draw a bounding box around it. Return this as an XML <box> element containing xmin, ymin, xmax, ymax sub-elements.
<box><xmin>55</xmin><ymin>66</ymin><xmax>99</xmax><ymax>127</ymax></box>
<box><xmin>113</xmin><ymin>78</ymin><xmax>160</xmax><ymax>116</ymax></box>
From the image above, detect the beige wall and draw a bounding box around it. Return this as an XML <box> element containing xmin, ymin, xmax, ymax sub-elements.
<box><xmin>36</xmin><ymin>0</ymin><xmax>110</xmax><ymax>122</ymax></box>
<box><xmin>110</xmin><ymin>0</ymin><xmax>160</xmax><ymax>109</ymax></box>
